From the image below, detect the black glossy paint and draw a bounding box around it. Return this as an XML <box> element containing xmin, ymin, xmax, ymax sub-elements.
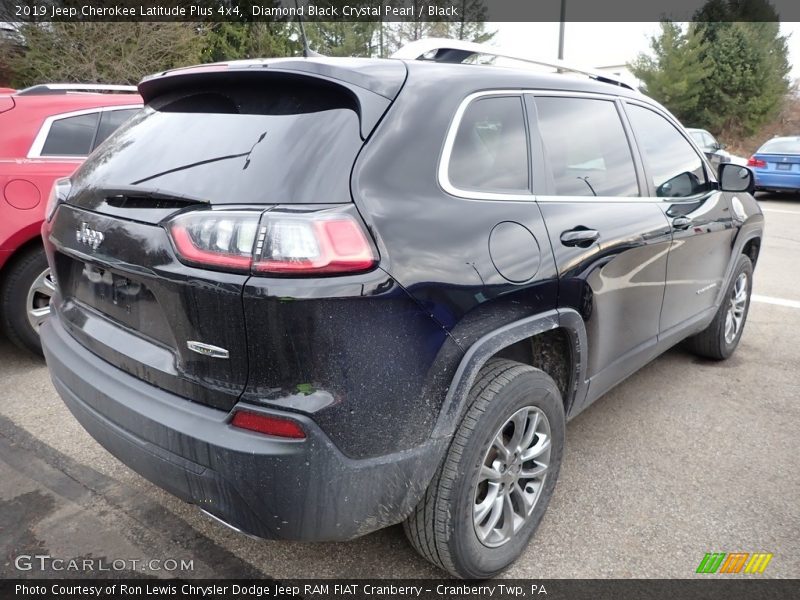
<box><xmin>47</xmin><ymin>204</ymin><xmax>250</xmax><ymax>410</ymax></box>
<box><xmin>41</xmin><ymin>57</ymin><xmax>764</xmax><ymax>540</ymax></box>
<box><xmin>536</xmin><ymin>201</ymin><xmax>672</xmax><ymax>379</ymax></box>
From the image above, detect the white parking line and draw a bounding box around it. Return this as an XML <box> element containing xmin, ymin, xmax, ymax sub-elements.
<box><xmin>752</xmin><ymin>294</ymin><xmax>800</xmax><ymax>309</ymax></box>
<box><xmin>761</xmin><ymin>208</ymin><xmax>800</xmax><ymax>216</ymax></box>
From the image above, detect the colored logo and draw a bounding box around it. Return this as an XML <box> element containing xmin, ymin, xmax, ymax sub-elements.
<box><xmin>696</xmin><ymin>552</ymin><xmax>773</xmax><ymax>574</ymax></box>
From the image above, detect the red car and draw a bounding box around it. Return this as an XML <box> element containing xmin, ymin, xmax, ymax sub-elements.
<box><xmin>1</xmin><ymin>84</ymin><xmax>141</xmax><ymax>354</ymax></box>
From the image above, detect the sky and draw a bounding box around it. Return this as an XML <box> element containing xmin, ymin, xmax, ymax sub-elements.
<box><xmin>491</xmin><ymin>22</ymin><xmax>800</xmax><ymax>82</ymax></box>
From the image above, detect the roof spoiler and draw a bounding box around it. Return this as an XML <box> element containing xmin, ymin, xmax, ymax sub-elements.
<box><xmin>137</xmin><ymin>65</ymin><xmax>400</xmax><ymax>140</ymax></box>
<box><xmin>391</xmin><ymin>38</ymin><xmax>636</xmax><ymax>91</ymax></box>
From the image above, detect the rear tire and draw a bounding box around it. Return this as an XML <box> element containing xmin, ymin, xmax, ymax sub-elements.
<box><xmin>0</xmin><ymin>246</ymin><xmax>52</xmax><ymax>356</ymax></box>
<box><xmin>404</xmin><ymin>358</ymin><xmax>565</xmax><ymax>578</ymax></box>
<box><xmin>685</xmin><ymin>254</ymin><xmax>753</xmax><ymax>360</ymax></box>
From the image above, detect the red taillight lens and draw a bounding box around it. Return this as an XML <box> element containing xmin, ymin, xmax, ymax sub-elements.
<box><xmin>168</xmin><ymin>211</ymin><xmax>260</xmax><ymax>273</ymax></box>
<box><xmin>253</xmin><ymin>215</ymin><xmax>376</xmax><ymax>274</ymax></box>
<box><xmin>167</xmin><ymin>209</ymin><xmax>377</xmax><ymax>276</ymax></box>
<box><xmin>747</xmin><ymin>156</ymin><xmax>766</xmax><ymax>168</ymax></box>
<box><xmin>230</xmin><ymin>410</ymin><xmax>306</xmax><ymax>439</ymax></box>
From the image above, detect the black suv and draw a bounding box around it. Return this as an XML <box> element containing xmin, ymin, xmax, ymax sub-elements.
<box><xmin>41</xmin><ymin>42</ymin><xmax>763</xmax><ymax>579</ymax></box>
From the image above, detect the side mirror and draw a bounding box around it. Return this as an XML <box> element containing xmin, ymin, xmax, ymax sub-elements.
<box><xmin>718</xmin><ymin>162</ymin><xmax>754</xmax><ymax>193</ymax></box>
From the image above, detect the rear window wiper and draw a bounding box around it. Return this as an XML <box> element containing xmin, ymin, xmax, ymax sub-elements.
<box><xmin>131</xmin><ymin>130</ymin><xmax>268</xmax><ymax>184</ymax></box>
<box><xmin>102</xmin><ymin>185</ymin><xmax>210</xmax><ymax>208</ymax></box>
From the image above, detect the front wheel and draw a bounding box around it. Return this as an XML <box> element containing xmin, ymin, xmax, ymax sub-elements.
<box><xmin>1</xmin><ymin>247</ymin><xmax>53</xmax><ymax>356</ymax></box>
<box><xmin>404</xmin><ymin>359</ymin><xmax>565</xmax><ymax>578</ymax></box>
<box><xmin>686</xmin><ymin>254</ymin><xmax>753</xmax><ymax>360</ymax></box>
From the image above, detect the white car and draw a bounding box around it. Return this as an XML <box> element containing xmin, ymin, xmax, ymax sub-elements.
<box><xmin>687</xmin><ymin>128</ymin><xmax>748</xmax><ymax>170</ymax></box>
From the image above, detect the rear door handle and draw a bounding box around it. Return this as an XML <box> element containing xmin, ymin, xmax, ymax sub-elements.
<box><xmin>672</xmin><ymin>216</ymin><xmax>692</xmax><ymax>230</ymax></box>
<box><xmin>560</xmin><ymin>228</ymin><xmax>600</xmax><ymax>247</ymax></box>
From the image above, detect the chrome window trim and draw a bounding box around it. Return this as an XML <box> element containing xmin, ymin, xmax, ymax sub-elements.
<box><xmin>27</xmin><ymin>104</ymin><xmax>142</xmax><ymax>159</ymax></box>
<box><xmin>621</xmin><ymin>98</ymin><xmax>718</xmax><ymax>185</ymax></box>
<box><xmin>534</xmin><ymin>194</ymin><xmax>663</xmax><ymax>204</ymax></box>
<box><xmin>438</xmin><ymin>90</ymin><xmax>534</xmax><ymax>201</ymax></box>
<box><xmin>439</xmin><ymin>89</ymin><xmax>649</xmax><ymax>202</ymax></box>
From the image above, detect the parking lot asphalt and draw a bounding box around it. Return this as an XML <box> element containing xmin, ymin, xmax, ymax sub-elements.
<box><xmin>1</xmin><ymin>197</ymin><xmax>798</xmax><ymax>580</ymax></box>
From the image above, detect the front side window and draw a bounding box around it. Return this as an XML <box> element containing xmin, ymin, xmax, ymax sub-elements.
<box><xmin>41</xmin><ymin>112</ymin><xmax>100</xmax><ymax>156</ymax></box>
<box><xmin>534</xmin><ymin>97</ymin><xmax>639</xmax><ymax>197</ymax></box>
<box><xmin>448</xmin><ymin>95</ymin><xmax>529</xmax><ymax>193</ymax></box>
<box><xmin>627</xmin><ymin>104</ymin><xmax>710</xmax><ymax>198</ymax></box>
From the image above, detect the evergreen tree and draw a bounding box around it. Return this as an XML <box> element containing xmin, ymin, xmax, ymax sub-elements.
<box><xmin>305</xmin><ymin>21</ymin><xmax>380</xmax><ymax>57</ymax></box>
<box><xmin>630</xmin><ymin>0</ymin><xmax>790</xmax><ymax>137</ymax></box>
<box><xmin>629</xmin><ymin>21</ymin><xmax>712</xmax><ymax>125</ymax></box>
<box><xmin>692</xmin><ymin>13</ymin><xmax>789</xmax><ymax>135</ymax></box>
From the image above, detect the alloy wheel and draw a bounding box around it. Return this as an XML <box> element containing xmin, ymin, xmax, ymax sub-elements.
<box><xmin>724</xmin><ymin>272</ymin><xmax>748</xmax><ymax>344</ymax></box>
<box><xmin>25</xmin><ymin>268</ymin><xmax>55</xmax><ymax>333</ymax></box>
<box><xmin>473</xmin><ymin>406</ymin><xmax>551</xmax><ymax>547</ymax></box>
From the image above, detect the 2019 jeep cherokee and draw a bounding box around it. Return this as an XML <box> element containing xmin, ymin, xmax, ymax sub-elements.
<box><xmin>40</xmin><ymin>44</ymin><xmax>763</xmax><ymax>579</ymax></box>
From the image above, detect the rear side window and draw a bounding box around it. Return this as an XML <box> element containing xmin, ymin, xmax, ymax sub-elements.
<box><xmin>93</xmin><ymin>108</ymin><xmax>139</xmax><ymax>150</ymax></box>
<box><xmin>41</xmin><ymin>112</ymin><xmax>99</xmax><ymax>156</ymax></box>
<box><xmin>535</xmin><ymin>97</ymin><xmax>639</xmax><ymax>197</ymax></box>
<box><xmin>627</xmin><ymin>104</ymin><xmax>710</xmax><ymax>198</ymax></box>
<box><xmin>448</xmin><ymin>96</ymin><xmax>529</xmax><ymax>193</ymax></box>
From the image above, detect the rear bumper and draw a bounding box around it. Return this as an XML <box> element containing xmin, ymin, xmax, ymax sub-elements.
<box><xmin>41</xmin><ymin>316</ymin><xmax>444</xmax><ymax>541</ymax></box>
<box><xmin>753</xmin><ymin>170</ymin><xmax>800</xmax><ymax>190</ymax></box>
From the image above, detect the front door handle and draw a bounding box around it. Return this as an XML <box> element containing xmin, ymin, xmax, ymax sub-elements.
<box><xmin>672</xmin><ymin>216</ymin><xmax>692</xmax><ymax>230</ymax></box>
<box><xmin>560</xmin><ymin>227</ymin><xmax>600</xmax><ymax>248</ymax></box>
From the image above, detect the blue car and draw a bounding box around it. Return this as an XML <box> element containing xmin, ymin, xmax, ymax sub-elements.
<box><xmin>749</xmin><ymin>136</ymin><xmax>800</xmax><ymax>193</ymax></box>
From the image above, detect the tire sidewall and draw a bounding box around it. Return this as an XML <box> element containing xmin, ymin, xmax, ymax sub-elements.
<box><xmin>448</xmin><ymin>370</ymin><xmax>565</xmax><ymax>578</ymax></box>
<box><xmin>1</xmin><ymin>248</ymin><xmax>49</xmax><ymax>355</ymax></box>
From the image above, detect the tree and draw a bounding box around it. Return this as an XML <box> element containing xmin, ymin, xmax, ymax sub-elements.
<box><xmin>200</xmin><ymin>23</ymin><xmax>251</xmax><ymax>63</ymax></box>
<box><xmin>629</xmin><ymin>21</ymin><xmax>712</xmax><ymax>125</ymax></box>
<box><xmin>8</xmin><ymin>23</ymin><xmax>205</xmax><ymax>87</ymax></box>
<box><xmin>200</xmin><ymin>22</ymin><xmax>296</xmax><ymax>63</ymax></box>
<box><xmin>691</xmin><ymin>3</ymin><xmax>790</xmax><ymax>135</ymax></box>
<box><xmin>245</xmin><ymin>22</ymin><xmax>298</xmax><ymax>58</ymax></box>
<box><xmin>198</xmin><ymin>1</ymin><xmax>297</xmax><ymax>62</ymax></box>
<box><xmin>630</xmin><ymin>0</ymin><xmax>790</xmax><ymax>138</ymax></box>
<box><xmin>306</xmin><ymin>21</ymin><xmax>380</xmax><ymax>57</ymax></box>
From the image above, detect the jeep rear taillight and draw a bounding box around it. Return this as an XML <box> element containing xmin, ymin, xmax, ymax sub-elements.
<box><xmin>167</xmin><ymin>209</ymin><xmax>377</xmax><ymax>276</ymax></box>
<box><xmin>169</xmin><ymin>211</ymin><xmax>260</xmax><ymax>273</ymax></box>
<box><xmin>253</xmin><ymin>214</ymin><xmax>376</xmax><ymax>275</ymax></box>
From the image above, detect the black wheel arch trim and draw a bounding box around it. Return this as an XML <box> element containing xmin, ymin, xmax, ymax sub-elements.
<box><xmin>431</xmin><ymin>308</ymin><xmax>588</xmax><ymax>440</ymax></box>
<box><xmin>715</xmin><ymin>224</ymin><xmax>763</xmax><ymax>308</ymax></box>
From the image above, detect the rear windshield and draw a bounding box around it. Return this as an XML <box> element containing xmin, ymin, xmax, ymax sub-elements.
<box><xmin>71</xmin><ymin>80</ymin><xmax>363</xmax><ymax>205</ymax></box>
<box><xmin>758</xmin><ymin>138</ymin><xmax>800</xmax><ymax>154</ymax></box>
